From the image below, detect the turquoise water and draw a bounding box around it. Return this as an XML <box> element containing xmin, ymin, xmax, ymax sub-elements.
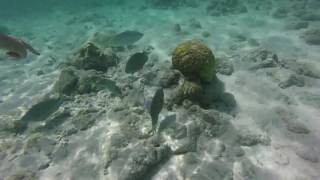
<box><xmin>1</xmin><ymin>0</ymin><xmax>320</xmax><ymax>179</ymax></box>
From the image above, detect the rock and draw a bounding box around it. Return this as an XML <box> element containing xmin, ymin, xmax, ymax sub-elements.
<box><xmin>17</xmin><ymin>153</ymin><xmax>51</xmax><ymax>171</ymax></box>
<box><xmin>284</xmin><ymin>61</ymin><xmax>320</xmax><ymax>79</ymax></box>
<box><xmin>119</xmin><ymin>144</ymin><xmax>171</xmax><ymax>180</ymax></box>
<box><xmin>199</xmin><ymin>76</ymin><xmax>226</xmax><ymax>107</ymax></box>
<box><xmin>53</xmin><ymin>67</ymin><xmax>79</xmax><ymax>95</ymax></box>
<box><xmin>233</xmin><ymin>159</ymin><xmax>257</xmax><ymax>180</ymax></box>
<box><xmin>179</xmin><ymin>80</ymin><xmax>203</xmax><ymax>102</ymax></box>
<box><xmin>299</xmin><ymin>91</ymin><xmax>320</xmax><ymax>109</ymax></box>
<box><xmin>0</xmin><ymin>25</ymin><xmax>9</xmax><ymax>34</ymax></box>
<box><xmin>148</xmin><ymin>0</ymin><xmax>183</xmax><ymax>9</ymax></box>
<box><xmin>201</xmin><ymin>31</ymin><xmax>211</xmax><ymax>38</ymax></box>
<box><xmin>72</xmin><ymin>109</ymin><xmax>100</xmax><ymax>131</ymax></box>
<box><xmin>279</xmin><ymin>74</ymin><xmax>305</xmax><ymax>89</ymax></box>
<box><xmin>190</xmin><ymin>18</ymin><xmax>202</xmax><ymax>29</ymax></box>
<box><xmin>237</xmin><ymin>130</ymin><xmax>271</xmax><ymax>146</ymax></box>
<box><xmin>159</xmin><ymin>70</ymin><xmax>181</xmax><ymax>88</ymax></box>
<box><xmin>24</xmin><ymin>134</ymin><xmax>56</xmax><ymax>155</ymax></box>
<box><xmin>216</xmin><ymin>58</ymin><xmax>234</xmax><ymax>75</ymax></box>
<box><xmin>285</xmin><ymin>21</ymin><xmax>309</xmax><ymax>30</ymax></box>
<box><xmin>301</xmin><ymin>29</ymin><xmax>320</xmax><ymax>45</ymax></box>
<box><xmin>77</xmin><ymin>70</ymin><xmax>121</xmax><ymax>95</ymax></box>
<box><xmin>299</xmin><ymin>12</ymin><xmax>320</xmax><ymax>21</ymax></box>
<box><xmin>190</xmin><ymin>161</ymin><xmax>232</xmax><ymax>180</ymax></box>
<box><xmin>68</xmin><ymin>42</ymin><xmax>118</xmax><ymax>72</ymax></box>
<box><xmin>272</xmin><ymin>7</ymin><xmax>288</xmax><ymax>19</ymax></box>
<box><xmin>88</xmin><ymin>31</ymin><xmax>116</xmax><ymax>49</ymax></box>
<box><xmin>172</xmin><ymin>40</ymin><xmax>216</xmax><ymax>82</ymax></box>
<box><xmin>172</xmin><ymin>122</ymin><xmax>201</xmax><ymax>155</ymax></box>
<box><xmin>206</xmin><ymin>0</ymin><xmax>247</xmax><ymax>16</ymax></box>
<box><xmin>200</xmin><ymin>109</ymin><xmax>230</xmax><ymax>137</ymax></box>
<box><xmin>4</xmin><ymin>170</ymin><xmax>37</xmax><ymax>180</ymax></box>
<box><xmin>273</xmin><ymin>151</ymin><xmax>290</xmax><ymax>166</ymax></box>
<box><xmin>168</xmin><ymin>124</ymin><xmax>187</xmax><ymax>139</ymax></box>
<box><xmin>244</xmin><ymin>48</ymin><xmax>280</xmax><ymax>70</ymax></box>
<box><xmin>275</xmin><ymin>107</ymin><xmax>310</xmax><ymax>134</ymax></box>
<box><xmin>294</xmin><ymin>145</ymin><xmax>319</xmax><ymax>163</ymax></box>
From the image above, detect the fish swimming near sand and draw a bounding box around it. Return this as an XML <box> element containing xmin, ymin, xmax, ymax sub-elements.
<box><xmin>0</xmin><ymin>33</ymin><xmax>40</xmax><ymax>59</ymax></box>
<box><xmin>145</xmin><ymin>88</ymin><xmax>164</xmax><ymax>134</ymax></box>
<box><xmin>125</xmin><ymin>52</ymin><xmax>149</xmax><ymax>73</ymax></box>
<box><xmin>111</xmin><ymin>30</ymin><xmax>143</xmax><ymax>47</ymax></box>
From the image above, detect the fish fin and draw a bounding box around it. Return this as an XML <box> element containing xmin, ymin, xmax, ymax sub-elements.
<box><xmin>6</xmin><ymin>51</ymin><xmax>21</xmax><ymax>59</ymax></box>
<box><xmin>20</xmin><ymin>40</ymin><xmax>40</xmax><ymax>55</ymax></box>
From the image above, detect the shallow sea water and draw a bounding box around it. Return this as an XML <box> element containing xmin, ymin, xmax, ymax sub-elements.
<box><xmin>0</xmin><ymin>0</ymin><xmax>320</xmax><ymax>180</ymax></box>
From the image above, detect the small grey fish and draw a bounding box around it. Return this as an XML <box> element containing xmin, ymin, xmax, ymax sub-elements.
<box><xmin>149</xmin><ymin>88</ymin><xmax>164</xmax><ymax>134</ymax></box>
<box><xmin>111</xmin><ymin>30</ymin><xmax>143</xmax><ymax>47</ymax></box>
<box><xmin>125</xmin><ymin>52</ymin><xmax>148</xmax><ymax>73</ymax></box>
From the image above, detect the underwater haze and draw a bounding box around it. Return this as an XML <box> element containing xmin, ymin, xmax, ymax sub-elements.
<box><xmin>1</xmin><ymin>0</ymin><xmax>320</xmax><ymax>179</ymax></box>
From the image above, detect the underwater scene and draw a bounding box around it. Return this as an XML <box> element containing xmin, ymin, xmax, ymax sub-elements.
<box><xmin>0</xmin><ymin>0</ymin><xmax>320</xmax><ymax>179</ymax></box>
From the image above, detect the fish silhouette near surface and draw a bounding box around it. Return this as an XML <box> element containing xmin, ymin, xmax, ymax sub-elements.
<box><xmin>145</xmin><ymin>88</ymin><xmax>164</xmax><ymax>134</ymax></box>
<box><xmin>125</xmin><ymin>52</ymin><xmax>149</xmax><ymax>73</ymax></box>
<box><xmin>111</xmin><ymin>30</ymin><xmax>143</xmax><ymax>47</ymax></box>
<box><xmin>0</xmin><ymin>33</ymin><xmax>40</xmax><ymax>59</ymax></box>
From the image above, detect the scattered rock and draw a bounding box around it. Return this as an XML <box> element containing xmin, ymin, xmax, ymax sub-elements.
<box><xmin>119</xmin><ymin>144</ymin><xmax>171</xmax><ymax>180</ymax></box>
<box><xmin>190</xmin><ymin>18</ymin><xmax>202</xmax><ymax>29</ymax></box>
<box><xmin>294</xmin><ymin>145</ymin><xmax>319</xmax><ymax>163</ymax></box>
<box><xmin>68</xmin><ymin>42</ymin><xmax>118</xmax><ymax>72</ymax></box>
<box><xmin>233</xmin><ymin>159</ymin><xmax>257</xmax><ymax>180</ymax></box>
<box><xmin>272</xmin><ymin>7</ymin><xmax>288</xmax><ymax>19</ymax></box>
<box><xmin>72</xmin><ymin>109</ymin><xmax>101</xmax><ymax>131</ymax></box>
<box><xmin>243</xmin><ymin>48</ymin><xmax>280</xmax><ymax>70</ymax></box>
<box><xmin>237</xmin><ymin>130</ymin><xmax>271</xmax><ymax>146</ymax></box>
<box><xmin>285</xmin><ymin>21</ymin><xmax>309</xmax><ymax>30</ymax></box>
<box><xmin>301</xmin><ymin>29</ymin><xmax>320</xmax><ymax>45</ymax></box>
<box><xmin>159</xmin><ymin>70</ymin><xmax>181</xmax><ymax>88</ymax></box>
<box><xmin>206</xmin><ymin>0</ymin><xmax>247</xmax><ymax>16</ymax></box>
<box><xmin>4</xmin><ymin>170</ymin><xmax>37</xmax><ymax>180</ymax></box>
<box><xmin>216</xmin><ymin>58</ymin><xmax>234</xmax><ymax>75</ymax></box>
<box><xmin>279</xmin><ymin>74</ymin><xmax>305</xmax><ymax>89</ymax></box>
<box><xmin>53</xmin><ymin>68</ymin><xmax>79</xmax><ymax>95</ymax></box>
<box><xmin>77</xmin><ymin>70</ymin><xmax>121</xmax><ymax>95</ymax></box>
<box><xmin>201</xmin><ymin>31</ymin><xmax>211</xmax><ymax>38</ymax></box>
<box><xmin>190</xmin><ymin>161</ymin><xmax>232</xmax><ymax>180</ymax></box>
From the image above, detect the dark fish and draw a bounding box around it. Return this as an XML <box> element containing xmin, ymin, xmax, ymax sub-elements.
<box><xmin>125</xmin><ymin>52</ymin><xmax>148</xmax><ymax>73</ymax></box>
<box><xmin>111</xmin><ymin>30</ymin><xmax>143</xmax><ymax>47</ymax></box>
<box><xmin>149</xmin><ymin>88</ymin><xmax>164</xmax><ymax>133</ymax></box>
<box><xmin>0</xmin><ymin>33</ymin><xmax>40</xmax><ymax>59</ymax></box>
<box><xmin>21</xmin><ymin>97</ymin><xmax>62</xmax><ymax>122</ymax></box>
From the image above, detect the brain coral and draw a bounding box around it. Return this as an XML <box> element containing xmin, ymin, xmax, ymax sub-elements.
<box><xmin>172</xmin><ymin>40</ymin><xmax>216</xmax><ymax>82</ymax></box>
